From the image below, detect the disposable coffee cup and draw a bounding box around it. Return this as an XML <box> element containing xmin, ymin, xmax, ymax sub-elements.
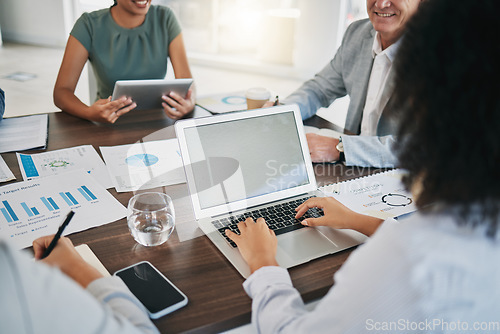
<box><xmin>245</xmin><ymin>87</ymin><xmax>271</xmax><ymax>110</ymax></box>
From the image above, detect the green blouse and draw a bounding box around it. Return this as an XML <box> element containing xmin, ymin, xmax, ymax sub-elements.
<box><xmin>71</xmin><ymin>5</ymin><xmax>181</xmax><ymax>100</ymax></box>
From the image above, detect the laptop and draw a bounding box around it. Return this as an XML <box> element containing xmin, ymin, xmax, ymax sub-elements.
<box><xmin>175</xmin><ymin>105</ymin><xmax>367</xmax><ymax>278</ymax></box>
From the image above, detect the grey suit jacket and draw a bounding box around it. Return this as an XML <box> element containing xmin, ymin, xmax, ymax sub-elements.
<box><xmin>284</xmin><ymin>19</ymin><xmax>399</xmax><ymax>167</ymax></box>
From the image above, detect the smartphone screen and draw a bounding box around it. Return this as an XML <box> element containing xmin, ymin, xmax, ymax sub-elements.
<box><xmin>115</xmin><ymin>261</ymin><xmax>187</xmax><ymax>318</ymax></box>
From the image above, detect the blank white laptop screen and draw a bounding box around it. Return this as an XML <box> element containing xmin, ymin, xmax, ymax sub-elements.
<box><xmin>183</xmin><ymin>111</ymin><xmax>310</xmax><ymax>210</ymax></box>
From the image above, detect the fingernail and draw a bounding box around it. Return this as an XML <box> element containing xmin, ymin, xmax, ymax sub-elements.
<box><xmin>302</xmin><ymin>220</ymin><xmax>308</xmax><ymax>226</ymax></box>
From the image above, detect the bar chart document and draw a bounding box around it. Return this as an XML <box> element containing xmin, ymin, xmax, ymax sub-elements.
<box><xmin>17</xmin><ymin>145</ymin><xmax>113</xmax><ymax>189</ymax></box>
<box><xmin>0</xmin><ymin>170</ymin><xmax>127</xmax><ymax>249</ymax></box>
<box><xmin>100</xmin><ymin>139</ymin><xmax>185</xmax><ymax>192</ymax></box>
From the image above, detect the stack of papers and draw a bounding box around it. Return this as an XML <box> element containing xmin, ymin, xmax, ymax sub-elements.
<box><xmin>0</xmin><ymin>114</ymin><xmax>48</xmax><ymax>153</ymax></box>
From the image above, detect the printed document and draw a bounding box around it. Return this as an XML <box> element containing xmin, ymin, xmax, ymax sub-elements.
<box><xmin>0</xmin><ymin>114</ymin><xmax>48</xmax><ymax>153</ymax></box>
<box><xmin>0</xmin><ymin>170</ymin><xmax>127</xmax><ymax>249</ymax></box>
<box><xmin>320</xmin><ymin>169</ymin><xmax>417</xmax><ymax>220</ymax></box>
<box><xmin>17</xmin><ymin>145</ymin><xmax>113</xmax><ymax>189</ymax></box>
<box><xmin>0</xmin><ymin>156</ymin><xmax>15</xmax><ymax>183</ymax></box>
<box><xmin>100</xmin><ymin>139</ymin><xmax>185</xmax><ymax>192</ymax></box>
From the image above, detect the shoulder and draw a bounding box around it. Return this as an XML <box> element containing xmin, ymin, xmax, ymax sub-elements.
<box><xmin>77</xmin><ymin>8</ymin><xmax>109</xmax><ymax>24</ymax></box>
<box><xmin>343</xmin><ymin>18</ymin><xmax>374</xmax><ymax>41</ymax></box>
<box><xmin>73</xmin><ymin>8</ymin><xmax>110</xmax><ymax>33</ymax></box>
<box><xmin>148</xmin><ymin>5</ymin><xmax>176</xmax><ymax>20</ymax></box>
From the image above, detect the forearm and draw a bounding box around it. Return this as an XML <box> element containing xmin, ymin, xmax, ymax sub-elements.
<box><xmin>342</xmin><ymin>135</ymin><xmax>399</xmax><ymax>168</ymax></box>
<box><xmin>87</xmin><ymin>277</ymin><xmax>159</xmax><ymax>334</ymax></box>
<box><xmin>348</xmin><ymin>212</ymin><xmax>384</xmax><ymax>237</ymax></box>
<box><xmin>54</xmin><ymin>87</ymin><xmax>93</xmax><ymax>120</ymax></box>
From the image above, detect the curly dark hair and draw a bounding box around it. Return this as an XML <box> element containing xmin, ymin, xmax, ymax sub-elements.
<box><xmin>393</xmin><ymin>0</ymin><xmax>500</xmax><ymax>235</ymax></box>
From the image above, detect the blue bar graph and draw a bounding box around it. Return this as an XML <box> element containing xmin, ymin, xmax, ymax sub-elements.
<box><xmin>78</xmin><ymin>188</ymin><xmax>92</xmax><ymax>201</ymax></box>
<box><xmin>40</xmin><ymin>197</ymin><xmax>53</xmax><ymax>211</ymax></box>
<box><xmin>59</xmin><ymin>192</ymin><xmax>73</xmax><ymax>206</ymax></box>
<box><xmin>31</xmin><ymin>207</ymin><xmax>40</xmax><ymax>215</ymax></box>
<box><xmin>1</xmin><ymin>208</ymin><xmax>13</xmax><ymax>223</ymax></box>
<box><xmin>65</xmin><ymin>192</ymin><xmax>78</xmax><ymax>205</ymax></box>
<box><xmin>2</xmin><ymin>201</ymin><xmax>18</xmax><ymax>221</ymax></box>
<box><xmin>47</xmin><ymin>197</ymin><xmax>59</xmax><ymax>210</ymax></box>
<box><xmin>20</xmin><ymin>155</ymin><xmax>40</xmax><ymax>178</ymax></box>
<box><xmin>21</xmin><ymin>202</ymin><xmax>34</xmax><ymax>217</ymax></box>
<box><xmin>81</xmin><ymin>186</ymin><xmax>97</xmax><ymax>200</ymax></box>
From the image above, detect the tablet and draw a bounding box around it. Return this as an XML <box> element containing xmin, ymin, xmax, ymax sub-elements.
<box><xmin>111</xmin><ymin>78</ymin><xmax>193</xmax><ymax>111</ymax></box>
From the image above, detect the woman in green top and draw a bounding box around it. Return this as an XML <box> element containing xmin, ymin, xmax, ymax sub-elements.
<box><xmin>54</xmin><ymin>0</ymin><xmax>195</xmax><ymax>123</ymax></box>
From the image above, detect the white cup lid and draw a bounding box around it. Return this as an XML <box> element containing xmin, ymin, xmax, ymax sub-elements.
<box><xmin>245</xmin><ymin>87</ymin><xmax>271</xmax><ymax>100</ymax></box>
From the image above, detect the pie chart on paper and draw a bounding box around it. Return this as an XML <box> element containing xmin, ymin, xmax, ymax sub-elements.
<box><xmin>125</xmin><ymin>154</ymin><xmax>159</xmax><ymax>167</ymax></box>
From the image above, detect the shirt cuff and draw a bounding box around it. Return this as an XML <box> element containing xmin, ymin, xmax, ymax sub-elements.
<box><xmin>243</xmin><ymin>266</ymin><xmax>292</xmax><ymax>299</ymax></box>
<box><xmin>86</xmin><ymin>276</ymin><xmax>130</xmax><ymax>299</ymax></box>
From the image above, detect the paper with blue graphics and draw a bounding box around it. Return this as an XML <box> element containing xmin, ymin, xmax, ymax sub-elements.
<box><xmin>100</xmin><ymin>139</ymin><xmax>185</xmax><ymax>192</ymax></box>
<box><xmin>17</xmin><ymin>145</ymin><xmax>113</xmax><ymax>189</ymax></box>
<box><xmin>0</xmin><ymin>170</ymin><xmax>126</xmax><ymax>249</ymax></box>
<box><xmin>196</xmin><ymin>91</ymin><xmax>248</xmax><ymax>114</ymax></box>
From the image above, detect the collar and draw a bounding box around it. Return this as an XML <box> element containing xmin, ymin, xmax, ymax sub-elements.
<box><xmin>371</xmin><ymin>32</ymin><xmax>403</xmax><ymax>62</ymax></box>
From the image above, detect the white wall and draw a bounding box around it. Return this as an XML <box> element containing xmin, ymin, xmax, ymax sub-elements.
<box><xmin>0</xmin><ymin>0</ymin><xmax>75</xmax><ymax>47</ymax></box>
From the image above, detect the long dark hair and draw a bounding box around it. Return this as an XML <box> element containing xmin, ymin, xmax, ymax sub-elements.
<box><xmin>393</xmin><ymin>0</ymin><xmax>500</xmax><ymax>235</ymax></box>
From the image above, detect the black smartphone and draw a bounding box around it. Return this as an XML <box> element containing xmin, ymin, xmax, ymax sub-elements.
<box><xmin>114</xmin><ymin>261</ymin><xmax>188</xmax><ymax>319</ymax></box>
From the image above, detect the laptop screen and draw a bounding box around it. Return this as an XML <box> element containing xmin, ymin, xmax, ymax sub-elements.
<box><xmin>182</xmin><ymin>111</ymin><xmax>310</xmax><ymax>210</ymax></box>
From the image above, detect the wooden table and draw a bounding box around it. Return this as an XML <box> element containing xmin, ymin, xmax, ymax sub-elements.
<box><xmin>2</xmin><ymin>108</ymin><xmax>383</xmax><ymax>333</ymax></box>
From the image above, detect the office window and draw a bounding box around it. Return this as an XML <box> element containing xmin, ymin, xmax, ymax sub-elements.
<box><xmin>156</xmin><ymin>0</ymin><xmax>367</xmax><ymax>79</ymax></box>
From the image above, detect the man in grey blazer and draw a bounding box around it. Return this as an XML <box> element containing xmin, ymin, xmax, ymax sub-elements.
<box><xmin>281</xmin><ymin>0</ymin><xmax>423</xmax><ymax>167</ymax></box>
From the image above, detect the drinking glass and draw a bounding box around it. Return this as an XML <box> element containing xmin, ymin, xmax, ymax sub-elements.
<box><xmin>127</xmin><ymin>192</ymin><xmax>175</xmax><ymax>247</ymax></box>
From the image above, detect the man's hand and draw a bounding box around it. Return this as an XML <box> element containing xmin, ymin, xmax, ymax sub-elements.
<box><xmin>33</xmin><ymin>235</ymin><xmax>103</xmax><ymax>288</ymax></box>
<box><xmin>88</xmin><ymin>96</ymin><xmax>136</xmax><ymax>123</ymax></box>
<box><xmin>162</xmin><ymin>89</ymin><xmax>195</xmax><ymax>120</ymax></box>
<box><xmin>306</xmin><ymin>133</ymin><xmax>340</xmax><ymax>163</ymax></box>
<box><xmin>225</xmin><ymin>217</ymin><xmax>279</xmax><ymax>274</ymax></box>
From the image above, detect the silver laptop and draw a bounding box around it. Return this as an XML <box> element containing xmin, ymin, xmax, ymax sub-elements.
<box><xmin>175</xmin><ymin>105</ymin><xmax>367</xmax><ymax>278</ymax></box>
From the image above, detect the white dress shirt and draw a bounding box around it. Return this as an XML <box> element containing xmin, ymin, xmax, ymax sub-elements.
<box><xmin>0</xmin><ymin>240</ymin><xmax>159</xmax><ymax>334</ymax></box>
<box><xmin>360</xmin><ymin>33</ymin><xmax>402</xmax><ymax>136</ymax></box>
<box><xmin>243</xmin><ymin>210</ymin><xmax>500</xmax><ymax>333</ymax></box>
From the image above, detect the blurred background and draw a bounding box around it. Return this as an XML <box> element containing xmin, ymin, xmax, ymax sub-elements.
<box><xmin>0</xmin><ymin>0</ymin><xmax>367</xmax><ymax>126</ymax></box>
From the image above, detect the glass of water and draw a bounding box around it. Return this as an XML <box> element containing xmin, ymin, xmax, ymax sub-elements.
<box><xmin>127</xmin><ymin>192</ymin><xmax>175</xmax><ymax>247</ymax></box>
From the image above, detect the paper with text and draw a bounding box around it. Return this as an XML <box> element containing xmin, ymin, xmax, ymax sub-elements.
<box><xmin>0</xmin><ymin>170</ymin><xmax>127</xmax><ymax>249</ymax></box>
<box><xmin>100</xmin><ymin>139</ymin><xmax>185</xmax><ymax>192</ymax></box>
<box><xmin>320</xmin><ymin>169</ymin><xmax>417</xmax><ymax>220</ymax></box>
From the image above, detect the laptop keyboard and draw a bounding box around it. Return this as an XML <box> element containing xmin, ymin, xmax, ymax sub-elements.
<box><xmin>211</xmin><ymin>196</ymin><xmax>323</xmax><ymax>248</ymax></box>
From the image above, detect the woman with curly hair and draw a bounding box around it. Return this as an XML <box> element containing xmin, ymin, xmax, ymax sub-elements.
<box><xmin>225</xmin><ymin>0</ymin><xmax>500</xmax><ymax>332</ymax></box>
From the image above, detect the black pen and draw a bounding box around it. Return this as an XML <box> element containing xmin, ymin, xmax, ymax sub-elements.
<box><xmin>41</xmin><ymin>211</ymin><xmax>75</xmax><ymax>259</ymax></box>
<box><xmin>273</xmin><ymin>96</ymin><xmax>279</xmax><ymax>106</ymax></box>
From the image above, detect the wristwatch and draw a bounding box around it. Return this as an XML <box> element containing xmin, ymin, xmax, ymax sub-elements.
<box><xmin>336</xmin><ymin>137</ymin><xmax>345</xmax><ymax>162</ymax></box>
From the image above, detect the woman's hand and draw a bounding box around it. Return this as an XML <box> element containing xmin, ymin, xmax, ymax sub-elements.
<box><xmin>225</xmin><ymin>217</ymin><xmax>279</xmax><ymax>274</ymax></box>
<box><xmin>295</xmin><ymin>197</ymin><xmax>384</xmax><ymax>237</ymax></box>
<box><xmin>33</xmin><ymin>235</ymin><xmax>103</xmax><ymax>288</ymax></box>
<box><xmin>87</xmin><ymin>96</ymin><xmax>136</xmax><ymax>123</ymax></box>
<box><xmin>162</xmin><ymin>89</ymin><xmax>195</xmax><ymax>120</ymax></box>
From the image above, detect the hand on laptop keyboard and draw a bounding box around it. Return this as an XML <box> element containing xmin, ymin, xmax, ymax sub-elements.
<box><xmin>212</xmin><ymin>197</ymin><xmax>324</xmax><ymax>248</ymax></box>
<box><xmin>224</xmin><ymin>217</ymin><xmax>279</xmax><ymax>273</ymax></box>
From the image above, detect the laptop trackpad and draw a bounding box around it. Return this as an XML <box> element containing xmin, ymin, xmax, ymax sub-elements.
<box><xmin>276</xmin><ymin>228</ymin><xmax>338</xmax><ymax>266</ymax></box>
